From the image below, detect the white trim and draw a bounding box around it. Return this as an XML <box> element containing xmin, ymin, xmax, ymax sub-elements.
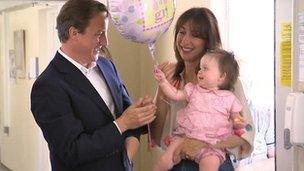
<box><xmin>1</xmin><ymin>12</ymin><xmax>11</xmax><ymax>133</ymax></box>
<box><xmin>0</xmin><ymin>2</ymin><xmax>37</xmax><ymax>13</ymax></box>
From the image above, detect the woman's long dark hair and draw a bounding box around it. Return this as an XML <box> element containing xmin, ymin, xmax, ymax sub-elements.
<box><xmin>173</xmin><ymin>7</ymin><xmax>222</xmax><ymax>80</ymax></box>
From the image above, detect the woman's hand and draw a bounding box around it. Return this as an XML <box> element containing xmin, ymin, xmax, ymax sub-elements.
<box><xmin>172</xmin><ymin>137</ymin><xmax>207</xmax><ymax>163</ymax></box>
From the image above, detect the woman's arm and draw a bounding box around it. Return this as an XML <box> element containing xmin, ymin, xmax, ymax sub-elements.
<box><xmin>212</xmin><ymin>135</ymin><xmax>248</xmax><ymax>149</ymax></box>
<box><xmin>173</xmin><ymin>135</ymin><xmax>248</xmax><ymax>161</ymax></box>
<box><xmin>172</xmin><ymin>137</ymin><xmax>208</xmax><ymax>162</ymax></box>
<box><xmin>232</xmin><ymin>79</ymin><xmax>255</xmax><ymax>158</ymax></box>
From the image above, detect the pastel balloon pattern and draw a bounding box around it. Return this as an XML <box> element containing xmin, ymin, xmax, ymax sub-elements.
<box><xmin>107</xmin><ymin>0</ymin><xmax>176</xmax><ymax>44</ymax></box>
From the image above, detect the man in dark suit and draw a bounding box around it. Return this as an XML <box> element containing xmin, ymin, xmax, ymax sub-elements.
<box><xmin>30</xmin><ymin>0</ymin><xmax>156</xmax><ymax>170</ymax></box>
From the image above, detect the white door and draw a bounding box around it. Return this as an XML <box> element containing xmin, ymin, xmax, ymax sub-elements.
<box><xmin>275</xmin><ymin>0</ymin><xmax>304</xmax><ymax>170</ymax></box>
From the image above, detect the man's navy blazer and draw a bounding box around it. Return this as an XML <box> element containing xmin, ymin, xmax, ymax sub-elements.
<box><xmin>31</xmin><ymin>52</ymin><xmax>141</xmax><ymax>171</ymax></box>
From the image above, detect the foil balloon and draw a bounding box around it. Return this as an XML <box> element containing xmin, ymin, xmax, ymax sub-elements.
<box><xmin>107</xmin><ymin>0</ymin><xmax>176</xmax><ymax>62</ymax></box>
<box><xmin>108</xmin><ymin>0</ymin><xmax>176</xmax><ymax>147</ymax></box>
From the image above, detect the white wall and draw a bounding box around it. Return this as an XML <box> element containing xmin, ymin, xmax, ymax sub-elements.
<box><xmin>108</xmin><ymin>24</ymin><xmax>142</xmax><ymax>100</ymax></box>
<box><xmin>0</xmin><ymin>7</ymin><xmax>42</xmax><ymax>171</ymax></box>
<box><xmin>0</xmin><ymin>4</ymin><xmax>63</xmax><ymax>170</ymax></box>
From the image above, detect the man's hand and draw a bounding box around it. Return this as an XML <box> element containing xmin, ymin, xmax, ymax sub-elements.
<box><xmin>116</xmin><ymin>97</ymin><xmax>156</xmax><ymax>133</ymax></box>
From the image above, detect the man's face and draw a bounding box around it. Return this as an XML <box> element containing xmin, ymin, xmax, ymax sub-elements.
<box><xmin>77</xmin><ymin>11</ymin><xmax>108</xmax><ymax>64</ymax></box>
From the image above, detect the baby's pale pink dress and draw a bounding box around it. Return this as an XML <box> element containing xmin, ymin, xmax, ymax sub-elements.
<box><xmin>173</xmin><ymin>83</ymin><xmax>242</xmax><ymax>163</ymax></box>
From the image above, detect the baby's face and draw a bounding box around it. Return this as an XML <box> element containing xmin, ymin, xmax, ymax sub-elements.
<box><xmin>197</xmin><ymin>54</ymin><xmax>225</xmax><ymax>90</ymax></box>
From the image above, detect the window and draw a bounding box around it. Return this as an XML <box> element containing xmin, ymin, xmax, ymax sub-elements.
<box><xmin>211</xmin><ymin>0</ymin><xmax>275</xmax><ymax>168</ymax></box>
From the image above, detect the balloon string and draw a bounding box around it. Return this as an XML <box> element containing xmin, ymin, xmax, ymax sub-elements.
<box><xmin>148</xmin><ymin>42</ymin><xmax>158</xmax><ymax>66</ymax></box>
<box><xmin>147</xmin><ymin>42</ymin><xmax>158</xmax><ymax>149</ymax></box>
<box><xmin>147</xmin><ymin>124</ymin><xmax>153</xmax><ymax>148</ymax></box>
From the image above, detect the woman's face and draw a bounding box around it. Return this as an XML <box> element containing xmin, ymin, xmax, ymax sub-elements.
<box><xmin>176</xmin><ymin>21</ymin><xmax>206</xmax><ymax>62</ymax></box>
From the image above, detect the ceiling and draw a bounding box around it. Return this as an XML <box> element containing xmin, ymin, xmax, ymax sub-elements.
<box><xmin>0</xmin><ymin>0</ymin><xmax>108</xmax><ymax>12</ymax></box>
<box><xmin>0</xmin><ymin>1</ymin><xmax>66</xmax><ymax>12</ymax></box>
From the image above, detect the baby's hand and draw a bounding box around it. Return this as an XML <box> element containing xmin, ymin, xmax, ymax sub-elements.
<box><xmin>233</xmin><ymin>114</ymin><xmax>246</xmax><ymax>136</ymax></box>
<box><xmin>154</xmin><ymin>65</ymin><xmax>166</xmax><ymax>83</ymax></box>
<box><xmin>233</xmin><ymin>115</ymin><xmax>245</xmax><ymax>129</ymax></box>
